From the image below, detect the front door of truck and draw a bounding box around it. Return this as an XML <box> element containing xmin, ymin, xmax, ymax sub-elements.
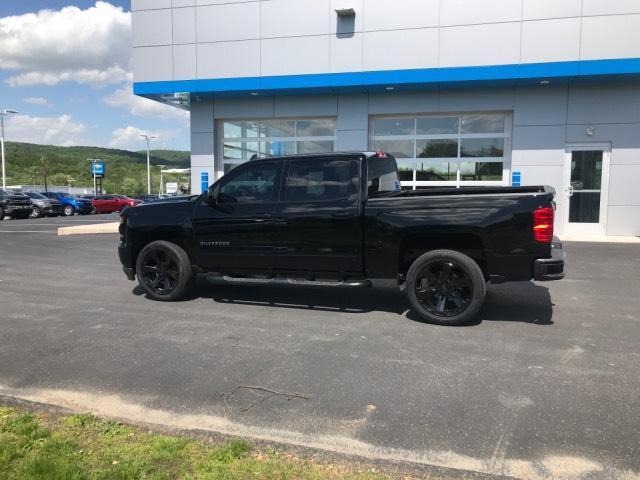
<box><xmin>192</xmin><ymin>160</ymin><xmax>282</xmax><ymax>272</ymax></box>
<box><xmin>272</xmin><ymin>157</ymin><xmax>363</xmax><ymax>275</ymax></box>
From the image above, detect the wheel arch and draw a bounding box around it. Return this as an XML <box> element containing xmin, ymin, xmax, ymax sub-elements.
<box><xmin>130</xmin><ymin>231</ymin><xmax>188</xmax><ymax>274</ymax></box>
<box><xmin>398</xmin><ymin>232</ymin><xmax>487</xmax><ymax>278</ymax></box>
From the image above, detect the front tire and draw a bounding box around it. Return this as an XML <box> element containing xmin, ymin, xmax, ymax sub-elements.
<box><xmin>0</xmin><ymin>207</ymin><xmax>5</xmax><ymax>220</ymax></box>
<box><xmin>405</xmin><ymin>249</ymin><xmax>486</xmax><ymax>326</ymax></box>
<box><xmin>63</xmin><ymin>205</ymin><xmax>75</xmax><ymax>216</ymax></box>
<box><xmin>136</xmin><ymin>240</ymin><xmax>194</xmax><ymax>301</ymax></box>
<box><xmin>30</xmin><ymin>207</ymin><xmax>42</xmax><ymax>218</ymax></box>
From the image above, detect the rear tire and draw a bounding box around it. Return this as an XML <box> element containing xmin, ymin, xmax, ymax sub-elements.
<box><xmin>136</xmin><ymin>240</ymin><xmax>194</xmax><ymax>301</ymax></box>
<box><xmin>0</xmin><ymin>207</ymin><xmax>5</xmax><ymax>220</ymax></box>
<box><xmin>405</xmin><ymin>249</ymin><xmax>486</xmax><ymax>326</ymax></box>
<box><xmin>63</xmin><ymin>205</ymin><xmax>75</xmax><ymax>216</ymax></box>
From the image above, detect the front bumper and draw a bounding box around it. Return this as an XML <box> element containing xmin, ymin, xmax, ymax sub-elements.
<box><xmin>118</xmin><ymin>240</ymin><xmax>136</xmax><ymax>281</ymax></box>
<box><xmin>6</xmin><ymin>205</ymin><xmax>33</xmax><ymax>214</ymax></box>
<box><xmin>75</xmin><ymin>204</ymin><xmax>94</xmax><ymax>214</ymax></box>
<box><xmin>534</xmin><ymin>238</ymin><xmax>565</xmax><ymax>281</ymax></box>
<box><xmin>41</xmin><ymin>203</ymin><xmax>62</xmax><ymax>214</ymax></box>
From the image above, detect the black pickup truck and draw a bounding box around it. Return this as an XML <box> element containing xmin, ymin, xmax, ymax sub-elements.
<box><xmin>0</xmin><ymin>189</ymin><xmax>34</xmax><ymax>220</ymax></box>
<box><xmin>118</xmin><ymin>152</ymin><xmax>564</xmax><ymax>325</ymax></box>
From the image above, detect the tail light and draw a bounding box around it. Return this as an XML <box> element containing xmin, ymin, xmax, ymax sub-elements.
<box><xmin>533</xmin><ymin>207</ymin><xmax>554</xmax><ymax>243</ymax></box>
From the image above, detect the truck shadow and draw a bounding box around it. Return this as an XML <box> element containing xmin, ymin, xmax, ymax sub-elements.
<box><xmin>136</xmin><ymin>277</ymin><xmax>553</xmax><ymax>326</ymax></box>
<box><xmin>436</xmin><ymin>282</ymin><xmax>554</xmax><ymax>326</ymax></box>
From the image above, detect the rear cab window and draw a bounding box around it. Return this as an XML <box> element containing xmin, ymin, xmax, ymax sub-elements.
<box><xmin>366</xmin><ymin>155</ymin><xmax>401</xmax><ymax>198</ymax></box>
<box><xmin>283</xmin><ymin>158</ymin><xmax>359</xmax><ymax>202</ymax></box>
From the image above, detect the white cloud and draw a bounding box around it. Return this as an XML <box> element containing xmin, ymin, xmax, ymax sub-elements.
<box><xmin>109</xmin><ymin>126</ymin><xmax>180</xmax><ymax>151</ymax></box>
<box><xmin>0</xmin><ymin>2</ymin><xmax>131</xmax><ymax>87</ymax></box>
<box><xmin>5</xmin><ymin>114</ymin><xmax>88</xmax><ymax>146</ymax></box>
<box><xmin>104</xmin><ymin>84</ymin><xmax>190</xmax><ymax>122</ymax></box>
<box><xmin>24</xmin><ymin>97</ymin><xmax>51</xmax><ymax>107</ymax></box>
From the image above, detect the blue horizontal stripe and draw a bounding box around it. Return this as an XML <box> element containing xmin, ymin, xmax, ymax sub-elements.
<box><xmin>134</xmin><ymin>58</ymin><xmax>640</xmax><ymax>97</ymax></box>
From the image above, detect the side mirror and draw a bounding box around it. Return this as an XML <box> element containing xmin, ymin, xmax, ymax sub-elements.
<box><xmin>204</xmin><ymin>188</ymin><xmax>217</xmax><ymax>206</ymax></box>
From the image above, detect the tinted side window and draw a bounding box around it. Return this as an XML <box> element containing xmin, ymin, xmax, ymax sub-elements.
<box><xmin>218</xmin><ymin>162</ymin><xmax>278</xmax><ymax>204</ymax></box>
<box><xmin>284</xmin><ymin>159</ymin><xmax>358</xmax><ymax>202</ymax></box>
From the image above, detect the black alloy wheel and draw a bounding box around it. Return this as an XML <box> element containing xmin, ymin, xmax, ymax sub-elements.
<box><xmin>405</xmin><ymin>249</ymin><xmax>486</xmax><ymax>326</ymax></box>
<box><xmin>415</xmin><ymin>260</ymin><xmax>473</xmax><ymax>317</ymax></box>
<box><xmin>135</xmin><ymin>240</ymin><xmax>194</xmax><ymax>301</ymax></box>
<box><xmin>140</xmin><ymin>248</ymin><xmax>180</xmax><ymax>296</ymax></box>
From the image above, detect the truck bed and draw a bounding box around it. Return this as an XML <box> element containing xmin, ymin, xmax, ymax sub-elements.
<box><xmin>386</xmin><ymin>185</ymin><xmax>552</xmax><ymax>198</ymax></box>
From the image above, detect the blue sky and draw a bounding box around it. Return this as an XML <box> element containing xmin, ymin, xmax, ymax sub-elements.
<box><xmin>0</xmin><ymin>1</ymin><xmax>190</xmax><ymax>151</ymax></box>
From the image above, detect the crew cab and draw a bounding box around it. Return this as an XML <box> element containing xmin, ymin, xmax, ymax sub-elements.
<box><xmin>118</xmin><ymin>152</ymin><xmax>565</xmax><ymax>325</ymax></box>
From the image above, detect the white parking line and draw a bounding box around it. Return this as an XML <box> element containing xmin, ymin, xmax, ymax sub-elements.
<box><xmin>0</xmin><ymin>230</ymin><xmax>57</xmax><ymax>233</ymax></box>
<box><xmin>1</xmin><ymin>224</ymin><xmax>76</xmax><ymax>227</ymax></box>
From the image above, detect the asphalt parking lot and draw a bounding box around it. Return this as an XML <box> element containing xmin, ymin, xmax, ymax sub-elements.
<box><xmin>0</xmin><ymin>215</ymin><xmax>638</xmax><ymax>479</ymax></box>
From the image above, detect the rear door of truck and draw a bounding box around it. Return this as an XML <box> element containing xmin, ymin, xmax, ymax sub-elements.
<box><xmin>271</xmin><ymin>155</ymin><xmax>364</xmax><ymax>275</ymax></box>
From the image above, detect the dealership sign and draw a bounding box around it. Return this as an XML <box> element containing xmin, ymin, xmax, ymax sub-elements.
<box><xmin>91</xmin><ymin>162</ymin><xmax>106</xmax><ymax>177</ymax></box>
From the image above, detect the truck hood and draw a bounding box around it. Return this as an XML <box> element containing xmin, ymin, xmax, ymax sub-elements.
<box><xmin>125</xmin><ymin>195</ymin><xmax>198</xmax><ymax>217</ymax></box>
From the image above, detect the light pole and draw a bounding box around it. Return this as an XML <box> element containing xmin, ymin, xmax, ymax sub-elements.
<box><xmin>156</xmin><ymin>164</ymin><xmax>166</xmax><ymax>195</ymax></box>
<box><xmin>1</xmin><ymin>108</ymin><xmax>19</xmax><ymax>190</ymax></box>
<box><xmin>91</xmin><ymin>159</ymin><xmax>98</xmax><ymax>195</ymax></box>
<box><xmin>140</xmin><ymin>134</ymin><xmax>157</xmax><ymax>195</ymax></box>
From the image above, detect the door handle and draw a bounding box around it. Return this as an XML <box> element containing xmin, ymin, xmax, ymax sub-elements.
<box><xmin>566</xmin><ymin>185</ymin><xmax>574</xmax><ymax>198</ymax></box>
<box><xmin>331</xmin><ymin>212</ymin><xmax>353</xmax><ymax>218</ymax></box>
<box><xmin>254</xmin><ymin>212</ymin><xmax>272</xmax><ymax>219</ymax></box>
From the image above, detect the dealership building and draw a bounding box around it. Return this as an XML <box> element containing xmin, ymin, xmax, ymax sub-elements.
<box><xmin>132</xmin><ymin>0</ymin><xmax>640</xmax><ymax>236</ymax></box>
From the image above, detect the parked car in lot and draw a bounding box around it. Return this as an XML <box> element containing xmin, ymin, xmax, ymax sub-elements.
<box><xmin>0</xmin><ymin>189</ymin><xmax>33</xmax><ymax>219</ymax></box>
<box><xmin>118</xmin><ymin>151</ymin><xmax>565</xmax><ymax>326</ymax></box>
<box><xmin>40</xmin><ymin>192</ymin><xmax>93</xmax><ymax>216</ymax></box>
<box><xmin>92</xmin><ymin>195</ymin><xmax>140</xmax><ymax>214</ymax></box>
<box><xmin>24</xmin><ymin>192</ymin><xmax>63</xmax><ymax>218</ymax></box>
<box><xmin>133</xmin><ymin>194</ymin><xmax>160</xmax><ymax>203</ymax></box>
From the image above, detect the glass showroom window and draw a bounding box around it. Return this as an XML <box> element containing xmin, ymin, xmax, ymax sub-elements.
<box><xmin>370</xmin><ymin>114</ymin><xmax>511</xmax><ymax>188</ymax></box>
<box><xmin>220</xmin><ymin>119</ymin><xmax>335</xmax><ymax>175</ymax></box>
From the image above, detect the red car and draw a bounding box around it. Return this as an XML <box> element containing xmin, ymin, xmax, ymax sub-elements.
<box><xmin>92</xmin><ymin>195</ymin><xmax>140</xmax><ymax>214</ymax></box>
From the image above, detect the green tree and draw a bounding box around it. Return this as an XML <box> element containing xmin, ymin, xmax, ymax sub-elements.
<box><xmin>40</xmin><ymin>155</ymin><xmax>50</xmax><ymax>191</ymax></box>
<box><xmin>121</xmin><ymin>178</ymin><xmax>144</xmax><ymax>197</ymax></box>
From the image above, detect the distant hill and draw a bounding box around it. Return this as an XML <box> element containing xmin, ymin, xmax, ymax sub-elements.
<box><xmin>3</xmin><ymin>142</ymin><xmax>191</xmax><ymax>195</ymax></box>
<box><xmin>138</xmin><ymin>149</ymin><xmax>191</xmax><ymax>166</ymax></box>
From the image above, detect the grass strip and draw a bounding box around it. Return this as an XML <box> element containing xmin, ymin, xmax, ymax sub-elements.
<box><xmin>0</xmin><ymin>406</ymin><xmax>400</xmax><ymax>480</ymax></box>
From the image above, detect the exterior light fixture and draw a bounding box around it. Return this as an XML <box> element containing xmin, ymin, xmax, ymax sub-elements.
<box><xmin>585</xmin><ymin>127</ymin><xmax>595</xmax><ymax>137</ymax></box>
<box><xmin>140</xmin><ymin>134</ymin><xmax>157</xmax><ymax>195</ymax></box>
<box><xmin>1</xmin><ymin>108</ymin><xmax>19</xmax><ymax>190</ymax></box>
<box><xmin>335</xmin><ymin>7</ymin><xmax>356</xmax><ymax>16</ymax></box>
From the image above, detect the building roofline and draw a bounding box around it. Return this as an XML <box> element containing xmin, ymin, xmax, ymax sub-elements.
<box><xmin>134</xmin><ymin>58</ymin><xmax>640</xmax><ymax>101</ymax></box>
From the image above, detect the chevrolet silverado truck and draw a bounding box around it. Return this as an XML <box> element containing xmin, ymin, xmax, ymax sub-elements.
<box><xmin>118</xmin><ymin>152</ymin><xmax>565</xmax><ymax>325</ymax></box>
<box><xmin>0</xmin><ymin>189</ymin><xmax>33</xmax><ymax>219</ymax></box>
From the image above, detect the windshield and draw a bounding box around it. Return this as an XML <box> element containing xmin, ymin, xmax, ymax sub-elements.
<box><xmin>25</xmin><ymin>192</ymin><xmax>47</xmax><ymax>199</ymax></box>
<box><xmin>367</xmin><ymin>156</ymin><xmax>401</xmax><ymax>198</ymax></box>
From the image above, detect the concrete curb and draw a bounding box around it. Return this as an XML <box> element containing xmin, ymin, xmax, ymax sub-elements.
<box><xmin>559</xmin><ymin>235</ymin><xmax>640</xmax><ymax>244</ymax></box>
<box><xmin>58</xmin><ymin>222</ymin><xmax>119</xmax><ymax>236</ymax></box>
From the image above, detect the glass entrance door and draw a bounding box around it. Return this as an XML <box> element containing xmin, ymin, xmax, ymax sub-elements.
<box><xmin>563</xmin><ymin>145</ymin><xmax>610</xmax><ymax>235</ymax></box>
